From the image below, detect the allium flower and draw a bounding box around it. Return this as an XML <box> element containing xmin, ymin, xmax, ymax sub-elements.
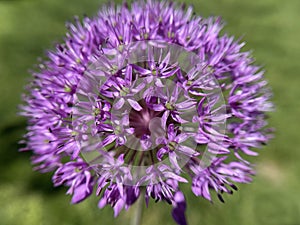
<box><xmin>20</xmin><ymin>1</ymin><xmax>273</xmax><ymax>225</ymax></box>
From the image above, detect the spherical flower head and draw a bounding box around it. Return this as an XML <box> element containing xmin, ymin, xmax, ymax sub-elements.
<box><xmin>20</xmin><ymin>1</ymin><xmax>274</xmax><ymax>225</ymax></box>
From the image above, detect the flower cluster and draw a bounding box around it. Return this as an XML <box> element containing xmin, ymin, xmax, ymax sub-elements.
<box><xmin>21</xmin><ymin>1</ymin><xmax>273</xmax><ymax>225</ymax></box>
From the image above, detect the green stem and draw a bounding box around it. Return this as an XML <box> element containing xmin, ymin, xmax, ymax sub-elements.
<box><xmin>131</xmin><ymin>193</ymin><xmax>144</xmax><ymax>225</ymax></box>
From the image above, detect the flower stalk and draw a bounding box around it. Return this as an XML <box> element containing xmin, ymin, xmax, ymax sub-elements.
<box><xmin>131</xmin><ymin>190</ymin><xmax>144</xmax><ymax>225</ymax></box>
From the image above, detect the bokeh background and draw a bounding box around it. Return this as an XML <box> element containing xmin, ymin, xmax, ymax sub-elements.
<box><xmin>0</xmin><ymin>0</ymin><xmax>299</xmax><ymax>224</ymax></box>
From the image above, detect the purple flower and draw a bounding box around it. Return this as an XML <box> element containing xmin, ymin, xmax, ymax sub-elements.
<box><xmin>20</xmin><ymin>1</ymin><xmax>273</xmax><ymax>225</ymax></box>
<box><xmin>52</xmin><ymin>159</ymin><xmax>94</xmax><ymax>203</ymax></box>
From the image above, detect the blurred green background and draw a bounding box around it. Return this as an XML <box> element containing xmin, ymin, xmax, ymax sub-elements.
<box><xmin>0</xmin><ymin>0</ymin><xmax>299</xmax><ymax>224</ymax></box>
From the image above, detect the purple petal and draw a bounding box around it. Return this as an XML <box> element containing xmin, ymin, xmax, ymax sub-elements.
<box><xmin>155</xmin><ymin>78</ymin><xmax>165</xmax><ymax>87</ymax></box>
<box><xmin>160</xmin><ymin>52</ymin><xmax>171</xmax><ymax>68</ymax></box>
<box><xmin>125</xmin><ymin>64</ymin><xmax>133</xmax><ymax>81</ymax></box>
<box><xmin>114</xmin><ymin>199</ymin><xmax>125</xmax><ymax>217</ymax></box>
<box><xmin>167</xmin><ymin>124</ymin><xmax>176</xmax><ymax>140</ymax></box>
<box><xmin>176</xmin><ymin>100</ymin><xmax>196</xmax><ymax>110</ymax></box>
<box><xmin>161</xmin><ymin>66</ymin><xmax>180</xmax><ymax>78</ymax></box>
<box><xmin>102</xmin><ymin>135</ymin><xmax>117</xmax><ymax>147</ymax></box>
<box><xmin>140</xmin><ymin>135</ymin><xmax>152</xmax><ymax>150</ymax></box>
<box><xmin>71</xmin><ymin>183</ymin><xmax>92</xmax><ymax>204</ymax></box>
<box><xmin>132</xmin><ymin>81</ymin><xmax>146</xmax><ymax>93</ymax></box>
<box><xmin>114</xmin><ymin>98</ymin><xmax>125</xmax><ymax>110</ymax></box>
<box><xmin>156</xmin><ymin>136</ymin><xmax>166</xmax><ymax>145</ymax></box>
<box><xmin>170</xmin><ymin>84</ymin><xmax>180</xmax><ymax>102</ymax></box>
<box><xmin>172</xmin><ymin>191</ymin><xmax>187</xmax><ymax>225</ymax></box>
<box><xmin>171</xmin><ymin>113</ymin><xmax>188</xmax><ymax>123</ymax></box>
<box><xmin>131</xmin><ymin>64</ymin><xmax>151</xmax><ymax>75</ymax></box>
<box><xmin>98</xmin><ymin>197</ymin><xmax>107</xmax><ymax>208</ymax></box>
<box><xmin>161</xmin><ymin>110</ymin><xmax>170</xmax><ymax>130</ymax></box>
<box><xmin>151</xmin><ymin>103</ymin><xmax>165</xmax><ymax>111</ymax></box>
<box><xmin>178</xmin><ymin>145</ymin><xmax>199</xmax><ymax>157</ymax></box>
<box><xmin>174</xmin><ymin>133</ymin><xmax>190</xmax><ymax>143</ymax></box>
<box><xmin>128</xmin><ymin>99</ymin><xmax>143</xmax><ymax>111</ymax></box>
<box><xmin>169</xmin><ymin>151</ymin><xmax>182</xmax><ymax>171</ymax></box>
<box><xmin>202</xmin><ymin>180</ymin><xmax>212</xmax><ymax>201</ymax></box>
<box><xmin>157</xmin><ymin>146</ymin><xmax>169</xmax><ymax>161</ymax></box>
<box><xmin>163</xmin><ymin>171</ymin><xmax>188</xmax><ymax>183</ymax></box>
<box><xmin>208</xmin><ymin>142</ymin><xmax>230</xmax><ymax>154</ymax></box>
